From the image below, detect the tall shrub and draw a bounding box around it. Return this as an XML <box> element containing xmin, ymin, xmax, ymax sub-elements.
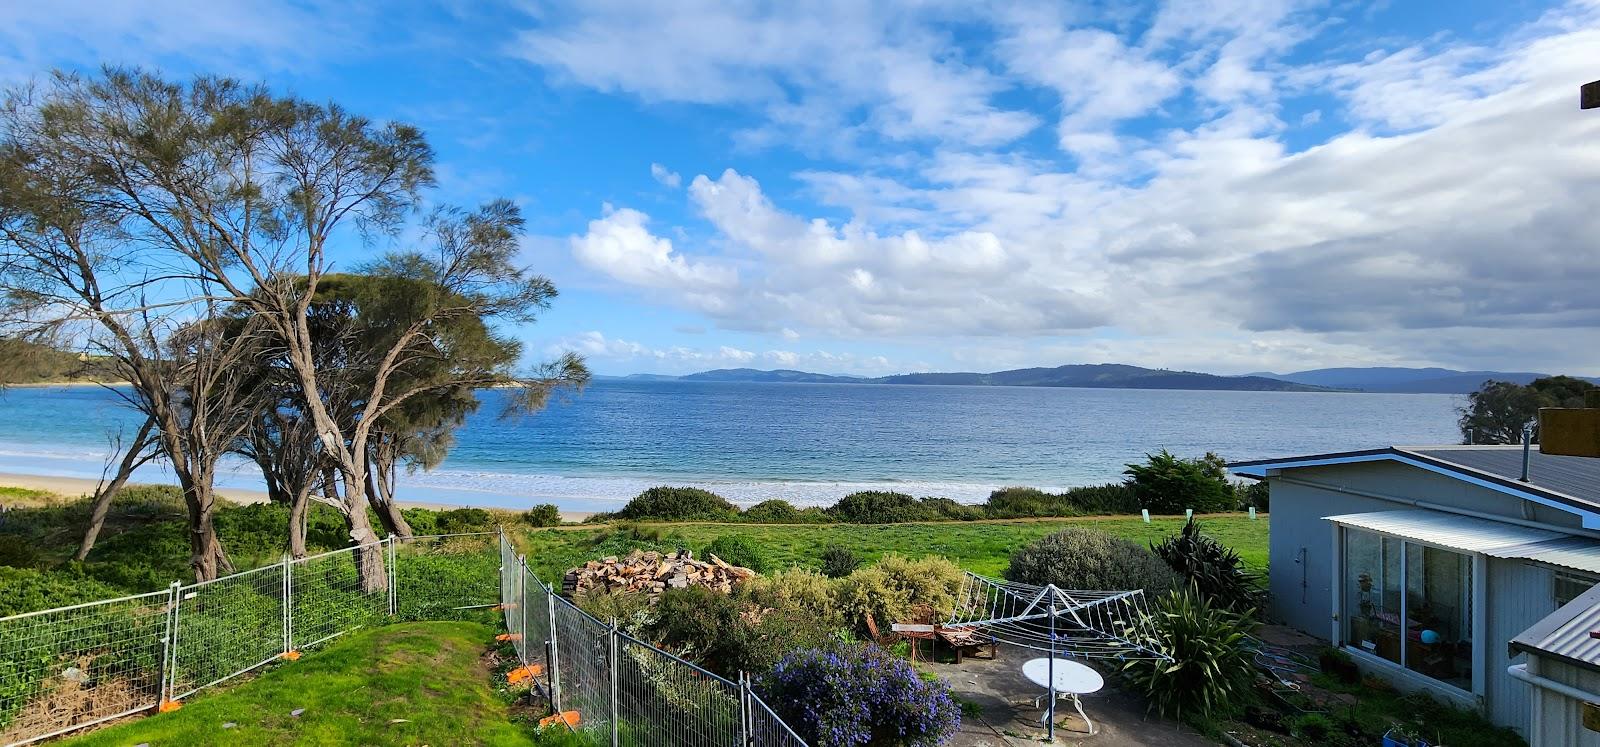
<box><xmin>1123</xmin><ymin>450</ymin><xmax>1235</xmax><ymax>514</ymax></box>
<box><xmin>616</xmin><ymin>487</ymin><xmax>738</xmax><ymax>521</ymax></box>
<box><xmin>1151</xmin><ymin>519</ymin><xmax>1261</xmax><ymax>612</ymax></box>
<box><xmin>827</xmin><ymin>491</ymin><xmax>934</xmax><ymax>523</ymax></box>
<box><xmin>1005</xmin><ymin>528</ymin><xmax>1179</xmax><ymax>592</ymax></box>
<box><xmin>1120</xmin><ymin>587</ymin><xmax>1257</xmax><ymax>721</ymax></box>
<box><xmin>834</xmin><ymin>555</ymin><xmax>963</xmax><ymax>626</ymax></box>
<box><xmin>760</xmin><ymin>642</ymin><xmax>961</xmax><ymax>747</ymax></box>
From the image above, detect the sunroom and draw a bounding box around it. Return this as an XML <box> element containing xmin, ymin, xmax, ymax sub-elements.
<box><xmin>1328</xmin><ymin>509</ymin><xmax>1600</xmax><ymax>705</ymax></box>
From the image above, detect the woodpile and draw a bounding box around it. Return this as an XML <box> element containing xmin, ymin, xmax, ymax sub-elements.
<box><xmin>563</xmin><ymin>549</ymin><xmax>756</xmax><ymax>600</ymax></box>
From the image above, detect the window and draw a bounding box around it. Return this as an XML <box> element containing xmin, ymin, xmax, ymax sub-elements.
<box><xmin>1342</xmin><ymin>528</ymin><xmax>1473</xmax><ymax>691</ymax></box>
<box><xmin>1554</xmin><ymin>570</ymin><xmax>1600</xmax><ymax>608</ymax></box>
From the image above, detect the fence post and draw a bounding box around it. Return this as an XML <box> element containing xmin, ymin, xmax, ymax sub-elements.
<box><xmin>281</xmin><ymin>553</ymin><xmax>291</xmax><ymax>657</ymax></box>
<box><xmin>738</xmin><ymin>672</ymin><xmax>751</xmax><ymax>747</ymax></box>
<box><xmin>161</xmin><ymin>580</ymin><xmax>181</xmax><ymax>706</ymax></box>
<box><xmin>609</xmin><ymin>618</ymin><xmax>620</xmax><ymax>747</ymax></box>
<box><xmin>518</xmin><ymin>556</ymin><xmax>530</xmax><ymax>666</ymax></box>
<box><xmin>548</xmin><ymin>587</ymin><xmax>562</xmax><ymax>714</ymax></box>
<box><xmin>386</xmin><ymin>534</ymin><xmax>397</xmax><ymax>617</ymax></box>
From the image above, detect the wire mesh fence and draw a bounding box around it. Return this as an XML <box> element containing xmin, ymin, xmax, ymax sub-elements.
<box><xmin>289</xmin><ymin>543</ymin><xmax>389</xmax><ymax>652</ymax></box>
<box><xmin>168</xmin><ymin>563</ymin><xmax>286</xmax><ymax>700</ymax></box>
<box><xmin>495</xmin><ymin>533</ymin><xmax>810</xmax><ymax>747</ymax></box>
<box><xmin>0</xmin><ymin>591</ymin><xmax>170</xmax><ymax>746</ymax></box>
<box><xmin>393</xmin><ymin>532</ymin><xmax>500</xmax><ymax>624</ymax></box>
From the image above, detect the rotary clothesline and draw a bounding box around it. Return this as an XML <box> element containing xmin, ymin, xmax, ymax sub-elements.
<box><xmin>943</xmin><ymin>572</ymin><xmax>1172</xmax><ymax>662</ymax></box>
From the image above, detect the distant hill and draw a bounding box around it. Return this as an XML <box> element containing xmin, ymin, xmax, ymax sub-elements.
<box><xmin>1254</xmin><ymin>367</ymin><xmax>1600</xmax><ymax>394</ymax></box>
<box><xmin>680</xmin><ymin>368</ymin><xmax>866</xmax><ymax>384</ymax></box>
<box><xmin>0</xmin><ymin>340</ymin><xmax>123</xmax><ymax>385</ymax></box>
<box><xmin>631</xmin><ymin>363</ymin><xmax>1333</xmax><ymax>392</ymax></box>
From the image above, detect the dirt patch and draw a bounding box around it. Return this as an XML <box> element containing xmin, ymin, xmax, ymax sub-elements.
<box><xmin>0</xmin><ymin>665</ymin><xmax>154</xmax><ymax>745</ymax></box>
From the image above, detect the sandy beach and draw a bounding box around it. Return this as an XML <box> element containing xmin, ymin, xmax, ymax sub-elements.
<box><xmin>0</xmin><ymin>471</ymin><xmax>595</xmax><ymax>521</ymax></box>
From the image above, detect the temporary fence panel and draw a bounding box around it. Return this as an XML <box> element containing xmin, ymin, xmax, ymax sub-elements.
<box><xmin>746</xmin><ymin>688</ymin><xmax>811</xmax><ymax>747</ymax></box>
<box><xmin>550</xmin><ymin>600</ymin><xmax>613</xmax><ymax>742</ymax></box>
<box><xmin>519</xmin><ymin>564</ymin><xmax>551</xmax><ymax>674</ymax></box>
<box><xmin>393</xmin><ymin>533</ymin><xmax>500</xmax><ymax>623</ymax></box>
<box><xmin>0</xmin><ymin>590</ymin><xmax>170</xmax><ymax>746</ymax></box>
<box><xmin>167</xmin><ymin>563</ymin><xmax>286</xmax><ymax>700</ymax></box>
<box><xmin>289</xmin><ymin>544</ymin><xmax>388</xmax><ymax>651</ymax></box>
<box><xmin>614</xmin><ymin>633</ymin><xmax>741</xmax><ymax>747</ymax></box>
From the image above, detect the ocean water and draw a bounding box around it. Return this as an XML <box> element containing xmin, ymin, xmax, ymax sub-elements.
<box><xmin>0</xmin><ymin>381</ymin><xmax>1462</xmax><ymax>511</ymax></box>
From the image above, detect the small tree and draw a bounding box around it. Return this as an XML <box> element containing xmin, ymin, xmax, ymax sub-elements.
<box><xmin>1459</xmin><ymin>376</ymin><xmax>1599</xmax><ymax>444</ymax></box>
<box><xmin>1123</xmin><ymin>450</ymin><xmax>1235</xmax><ymax>514</ymax></box>
<box><xmin>1151</xmin><ymin>519</ymin><xmax>1262</xmax><ymax>612</ymax></box>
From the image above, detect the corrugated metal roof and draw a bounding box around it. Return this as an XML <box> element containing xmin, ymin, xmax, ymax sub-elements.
<box><xmin>1402</xmin><ymin>446</ymin><xmax>1600</xmax><ymax>510</ymax></box>
<box><xmin>1510</xmin><ymin>581</ymin><xmax>1600</xmax><ymax>672</ymax></box>
<box><xmin>1324</xmin><ymin>509</ymin><xmax>1600</xmax><ymax>574</ymax></box>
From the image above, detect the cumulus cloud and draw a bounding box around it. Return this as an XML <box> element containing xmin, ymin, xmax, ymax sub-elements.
<box><xmin>547</xmin><ymin>331</ymin><xmax>900</xmax><ymax>375</ymax></box>
<box><xmin>570</xmin><ymin>205</ymin><xmax>738</xmax><ymax>308</ymax></box>
<box><xmin>650</xmin><ymin>162</ymin><xmax>681</xmax><ymax>188</ymax></box>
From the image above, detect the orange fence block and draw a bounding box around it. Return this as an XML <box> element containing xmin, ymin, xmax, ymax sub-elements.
<box><xmin>281</xmin><ymin>650</ymin><xmax>302</xmax><ymax>661</ymax></box>
<box><xmin>495</xmin><ymin>633</ymin><xmax>523</xmax><ymax>642</ymax></box>
<box><xmin>539</xmin><ymin>710</ymin><xmax>580</xmax><ymax>728</ymax></box>
<box><xmin>507</xmin><ymin>664</ymin><xmax>545</xmax><ymax>685</ymax></box>
<box><xmin>158</xmin><ymin>699</ymin><xmax>183</xmax><ymax>713</ymax></box>
<box><xmin>492</xmin><ymin>603</ymin><xmax>518</xmax><ymax>611</ymax></box>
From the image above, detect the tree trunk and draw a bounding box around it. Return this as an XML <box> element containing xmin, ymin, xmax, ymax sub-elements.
<box><xmin>75</xmin><ymin>416</ymin><xmax>156</xmax><ymax>561</ymax></box>
<box><xmin>331</xmin><ymin>466</ymin><xmax>387</xmax><ymax>594</ymax></box>
<box><xmin>185</xmin><ymin>482</ymin><xmax>233</xmax><ymax>582</ymax></box>
<box><xmin>287</xmin><ymin>484</ymin><xmax>311</xmax><ymax>559</ymax></box>
<box><xmin>365</xmin><ymin>459</ymin><xmax>412</xmax><ymax>538</ymax></box>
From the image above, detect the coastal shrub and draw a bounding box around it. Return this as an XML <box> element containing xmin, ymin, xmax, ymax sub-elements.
<box><xmin>759</xmin><ymin>641</ymin><xmax>961</xmax><ymax>747</ymax></box>
<box><xmin>1152</xmin><ymin>519</ymin><xmax>1262</xmax><ymax>613</ymax></box>
<box><xmin>0</xmin><ymin>567</ymin><xmax>126</xmax><ymax>617</ymax></box>
<box><xmin>819</xmin><ymin>545</ymin><xmax>861</xmax><ymax>578</ymax></box>
<box><xmin>646</xmin><ymin>585</ymin><xmax>745</xmax><ymax>671</ymax></box>
<box><xmin>918</xmin><ymin>497</ymin><xmax>984</xmax><ymax>521</ymax></box>
<box><xmin>834</xmin><ymin>554</ymin><xmax>963</xmax><ymax>627</ymax></box>
<box><xmin>1062</xmin><ymin>483</ymin><xmax>1141</xmax><ymax>514</ymax></box>
<box><xmin>1238</xmin><ymin>480</ymin><xmax>1269</xmax><ymax>512</ymax></box>
<box><xmin>982</xmin><ymin>487</ymin><xmax>1072</xmax><ymax>518</ymax></box>
<box><xmin>736</xmin><ymin>604</ymin><xmax>843</xmax><ymax>674</ymax></box>
<box><xmin>739</xmin><ymin>568</ymin><xmax>840</xmax><ymax>622</ymax></box>
<box><xmin>743</xmin><ymin>499</ymin><xmax>832</xmax><ymax>524</ymax></box>
<box><xmin>701</xmin><ymin>534</ymin><xmax>769</xmax><ymax>573</ymax></box>
<box><xmin>1123</xmin><ymin>450</ymin><xmax>1236</xmax><ymax>514</ymax></box>
<box><xmin>1120</xmin><ymin>586</ymin><xmax>1257</xmax><ymax>722</ymax></box>
<box><xmin>523</xmin><ymin>504</ymin><xmax>562</xmax><ymax>527</ymax></box>
<box><xmin>827</xmin><ymin>491</ymin><xmax>936</xmax><ymax>523</ymax></box>
<box><xmin>578</xmin><ymin>589</ymin><xmax>655</xmax><ymax>636</ymax></box>
<box><xmin>1005</xmin><ymin>528</ymin><xmax>1180</xmax><ymax>593</ymax></box>
<box><xmin>435</xmin><ymin>507</ymin><xmax>494</xmax><ymax>534</ymax></box>
<box><xmin>616</xmin><ymin>486</ymin><xmax>738</xmax><ymax>521</ymax></box>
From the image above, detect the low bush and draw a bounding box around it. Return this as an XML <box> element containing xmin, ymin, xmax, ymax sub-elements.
<box><xmin>759</xmin><ymin>641</ymin><xmax>961</xmax><ymax>747</ymax></box>
<box><xmin>918</xmin><ymin>497</ymin><xmax>984</xmax><ymax>521</ymax></box>
<box><xmin>981</xmin><ymin>484</ymin><xmax>1139</xmax><ymax>518</ymax></box>
<box><xmin>1062</xmin><ymin>483</ymin><xmax>1142</xmax><ymax>514</ymax></box>
<box><xmin>742</xmin><ymin>499</ymin><xmax>832</xmax><ymax>524</ymax></box>
<box><xmin>1005</xmin><ymin>528</ymin><xmax>1180</xmax><ymax>593</ymax></box>
<box><xmin>1121</xmin><ymin>586</ymin><xmax>1258</xmax><ymax>722</ymax></box>
<box><xmin>0</xmin><ymin>567</ymin><xmax>127</xmax><ymax>617</ymax></box>
<box><xmin>435</xmin><ymin>507</ymin><xmax>494</xmax><ymax>534</ymax></box>
<box><xmin>834</xmin><ymin>554</ymin><xmax>963</xmax><ymax>627</ymax></box>
<box><xmin>701</xmin><ymin>534</ymin><xmax>769</xmax><ymax>573</ymax></box>
<box><xmin>738</xmin><ymin>568</ymin><xmax>840</xmax><ymax>622</ymax></box>
<box><xmin>1151</xmin><ymin>519</ymin><xmax>1261</xmax><ymax>612</ymax></box>
<box><xmin>615</xmin><ymin>487</ymin><xmax>738</xmax><ymax>522</ymax></box>
<box><xmin>523</xmin><ymin>504</ymin><xmax>562</xmax><ymax>527</ymax></box>
<box><xmin>1123</xmin><ymin>450</ymin><xmax>1236</xmax><ymax>514</ymax></box>
<box><xmin>826</xmin><ymin>491</ymin><xmax>933</xmax><ymax>523</ymax></box>
<box><xmin>818</xmin><ymin>545</ymin><xmax>860</xmax><ymax>578</ymax></box>
<box><xmin>577</xmin><ymin>589</ymin><xmax>655</xmax><ymax>636</ymax></box>
<box><xmin>1294</xmin><ymin>713</ymin><xmax>1335</xmax><ymax>741</ymax></box>
<box><xmin>646</xmin><ymin>585</ymin><xmax>745</xmax><ymax>671</ymax></box>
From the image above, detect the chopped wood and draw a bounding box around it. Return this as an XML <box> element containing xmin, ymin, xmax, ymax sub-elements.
<box><xmin>563</xmin><ymin>548</ymin><xmax>757</xmax><ymax>601</ymax></box>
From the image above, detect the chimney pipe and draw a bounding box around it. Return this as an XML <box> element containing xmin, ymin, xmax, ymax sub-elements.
<box><xmin>1521</xmin><ymin>428</ymin><xmax>1533</xmax><ymax>482</ymax></box>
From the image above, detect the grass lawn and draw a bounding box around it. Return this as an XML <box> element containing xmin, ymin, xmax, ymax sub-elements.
<box><xmin>514</xmin><ymin>513</ymin><xmax>1269</xmax><ymax>582</ymax></box>
<box><xmin>63</xmin><ymin>622</ymin><xmax>535</xmax><ymax>747</ymax></box>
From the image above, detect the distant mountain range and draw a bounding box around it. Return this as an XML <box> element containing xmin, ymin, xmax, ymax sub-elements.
<box><xmin>613</xmin><ymin>364</ymin><xmax>1333</xmax><ymax>392</ymax></box>
<box><xmin>1247</xmin><ymin>367</ymin><xmax>1600</xmax><ymax>394</ymax></box>
<box><xmin>600</xmin><ymin>364</ymin><xmax>1600</xmax><ymax>394</ymax></box>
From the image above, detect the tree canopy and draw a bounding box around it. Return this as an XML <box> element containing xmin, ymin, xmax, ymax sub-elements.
<box><xmin>1458</xmin><ymin>376</ymin><xmax>1599</xmax><ymax>444</ymax></box>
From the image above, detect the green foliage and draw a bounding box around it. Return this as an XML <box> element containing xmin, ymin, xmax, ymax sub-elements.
<box><xmin>834</xmin><ymin>554</ymin><xmax>963</xmax><ymax>627</ymax></box>
<box><xmin>827</xmin><ymin>491</ymin><xmax>929</xmax><ymax>523</ymax></box>
<box><xmin>645</xmin><ymin>585</ymin><xmax>745</xmax><ymax>671</ymax></box>
<box><xmin>615</xmin><ymin>487</ymin><xmax>738</xmax><ymax>522</ymax></box>
<box><xmin>0</xmin><ymin>567</ymin><xmax>126</xmax><ymax>617</ymax></box>
<box><xmin>435</xmin><ymin>508</ymin><xmax>494</xmax><ymax>534</ymax></box>
<box><xmin>1120</xmin><ymin>587</ymin><xmax>1257</xmax><ymax>721</ymax></box>
<box><xmin>522</xmin><ymin>504</ymin><xmax>562</xmax><ymax>528</ymax></box>
<box><xmin>1123</xmin><ymin>450</ymin><xmax>1236</xmax><ymax>514</ymax></box>
<box><xmin>1459</xmin><ymin>376</ymin><xmax>1599</xmax><ymax>444</ymax></box>
<box><xmin>742</xmin><ymin>499</ymin><xmax>832</xmax><ymax>524</ymax></box>
<box><xmin>1293</xmin><ymin>713</ymin><xmax>1335</xmax><ymax>741</ymax></box>
<box><xmin>982</xmin><ymin>484</ymin><xmax>1141</xmax><ymax>518</ymax></box>
<box><xmin>737</xmin><ymin>569</ymin><xmax>840</xmax><ymax>623</ymax></box>
<box><xmin>918</xmin><ymin>497</ymin><xmax>984</xmax><ymax>521</ymax></box>
<box><xmin>1237</xmin><ymin>480</ymin><xmax>1269</xmax><ymax>512</ymax></box>
<box><xmin>818</xmin><ymin>545</ymin><xmax>860</xmax><ymax>578</ymax></box>
<box><xmin>701</xmin><ymin>534</ymin><xmax>769</xmax><ymax>573</ymax></box>
<box><xmin>1005</xmin><ymin>527</ymin><xmax>1180</xmax><ymax>592</ymax></box>
<box><xmin>1151</xmin><ymin>519</ymin><xmax>1262</xmax><ymax>612</ymax></box>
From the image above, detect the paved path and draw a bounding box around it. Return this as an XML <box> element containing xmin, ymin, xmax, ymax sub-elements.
<box><xmin>924</xmin><ymin>644</ymin><xmax>1217</xmax><ymax>746</ymax></box>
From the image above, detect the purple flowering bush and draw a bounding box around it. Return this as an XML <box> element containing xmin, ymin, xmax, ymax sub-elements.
<box><xmin>759</xmin><ymin>642</ymin><xmax>961</xmax><ymax>747</ymax></box>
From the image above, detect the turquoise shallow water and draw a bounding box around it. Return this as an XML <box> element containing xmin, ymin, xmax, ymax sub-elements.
<box><xmin>0</xmin><ymin>380</ymin><xmax>1461</xmax><ymax>511</ymax></box>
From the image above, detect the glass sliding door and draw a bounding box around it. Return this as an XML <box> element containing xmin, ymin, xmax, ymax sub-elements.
<box><xmin>1404</xmin><ymin>544</ymin><xmax>1471</xmax><ymax>689</ymax></box>
<box><xmin>1344</xmin><ymin>529</ymin><xmax>1403</xmax><ymax>665</ymax></box>
<box><xmin>1341</xmin><ymin>526</ymin><xmax>1475</xmax><ymax>692</ymax></box>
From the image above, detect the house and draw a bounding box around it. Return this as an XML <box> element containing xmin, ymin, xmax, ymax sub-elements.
<box><xmin>1230</xmin><ymin>445</ymin><xmax>1600</xmax><ymax>739</ymax></box>
<box><xmin>1509</xmin><ymin>581</ymin><xmax>1600</xmax><ymax>746</ymax></box>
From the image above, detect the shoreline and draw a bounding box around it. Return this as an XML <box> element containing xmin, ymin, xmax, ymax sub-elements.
<box><xmin>0</xmin><ymin>472</ymin><xmax>596</xmax><ymax>522</ymax></box>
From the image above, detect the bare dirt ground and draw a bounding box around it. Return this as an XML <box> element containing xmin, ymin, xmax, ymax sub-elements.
<box><xmin>924</xmin><ymin>643</ymin><xmax>1217</xmax><ymax>747</ymax></box>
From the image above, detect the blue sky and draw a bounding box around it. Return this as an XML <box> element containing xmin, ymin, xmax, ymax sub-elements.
<box><xmin>3</xmin><ymin>0</ymin><xmax>1598</xmax><ymax>377</ymax></box>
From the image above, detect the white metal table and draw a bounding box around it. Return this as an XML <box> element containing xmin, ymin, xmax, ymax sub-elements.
<box><xmin>1022</xmin><ymin>657</ymin><xmax>1104</xmax><ymax>736</ymax></box>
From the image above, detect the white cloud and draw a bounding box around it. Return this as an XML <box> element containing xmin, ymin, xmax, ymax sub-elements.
<box><xmin>650</xmin><ymin>162</ymin><xmax>681</xmax><ymax>188</ymax></box>
<box><xmin>570</xmin><ymin>205</ymin><xmax>738</xmax><ymax>305</ymax></box>
<box><xmin>546</xmin><ymin>331</ymin><xmax>901</xmax><ymax>375</ymax></box>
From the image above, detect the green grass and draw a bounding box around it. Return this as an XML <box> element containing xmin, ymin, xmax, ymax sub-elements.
<box><xmin>63</xmin><ymin>622</ymin><xmax>536</xmax><ymax>747</ymax></box>
<box><xmin>515</xmin><ymin>513</ymin><xmax>1269</xmax><ymax>582</ymax></box>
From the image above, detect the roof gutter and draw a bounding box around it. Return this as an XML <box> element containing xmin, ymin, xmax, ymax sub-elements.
<box><xmin>1276</xmin><ymin>475</ymin><xmax>1600</xmax><ymax>542</ymax></box>
<box><xmin>1508</xmin><ymin>662</ymin><xmax>1600</xmax><ymax>703</ymax></box>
